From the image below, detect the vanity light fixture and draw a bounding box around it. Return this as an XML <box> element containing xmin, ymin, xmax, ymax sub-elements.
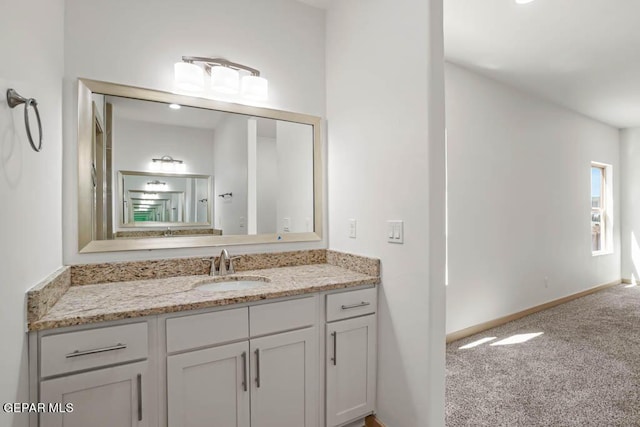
<box><xmin>168</xmin><ymin>103</ymin><xmax>181</xmax><ymax>110</ymax></box>
<box><xmin>211</xmin><ymin>65</ymin><xmax>240</xmax><ymax>94</ymax></box>
<box><xmin>147</xmin><ymin>180</ymin><xmax>167</xmax><ymax>186</ymax></box>
<box><xmin>174</xmin><ymin>56</ymin><xmax>268</xmax><ymax>101</ymax></box>
<box><xmin>174</xmin><ymin>62</ymin><xmax>204</xmax><ymax>92</ymax></box>
<box><xmin>515</xmin><ymin>0</ymin><xmax>536</xmax><ymax>4</ymax></box>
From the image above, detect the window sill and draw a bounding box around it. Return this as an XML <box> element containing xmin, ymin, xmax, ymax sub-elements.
<box><xmin>592</xmin><ymin>250</ymin><xmax>613</xmax><ymax>257</ymax></box>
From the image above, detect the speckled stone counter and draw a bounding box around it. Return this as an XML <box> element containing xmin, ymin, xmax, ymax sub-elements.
<box><xmin>114</xmin><ymin>228</ymin><xmax>222</xmax><ymax>238</ymax></box>
<box><xmin>28</xmin><ymin>250</ymin><xmax>380</xmax><ymax>331</ymax></box>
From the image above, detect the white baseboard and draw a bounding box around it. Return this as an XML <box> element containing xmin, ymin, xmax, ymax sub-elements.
<box><xmin>446</xmin><ymin>279</ymin><xmax>621</xmax><ymax>343</ymax></box>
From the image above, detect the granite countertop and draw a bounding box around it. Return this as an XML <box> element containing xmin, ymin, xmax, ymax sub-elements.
<box><xmin>30</xmin><ymin>263</ymin><xmax>379</xmax><ymax>331</ymax></box>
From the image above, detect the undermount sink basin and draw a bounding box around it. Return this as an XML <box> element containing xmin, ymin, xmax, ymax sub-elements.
<box><xmin>194</xmin><ymin>277</ymin><xmax>269</xmax><ymax>292</ymax></box>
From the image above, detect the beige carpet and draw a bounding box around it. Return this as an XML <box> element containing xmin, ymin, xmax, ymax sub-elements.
<box><xmin>446</xmin><ymin>284</ymin><xmax>640</xmax><ymax>426</ymax></box>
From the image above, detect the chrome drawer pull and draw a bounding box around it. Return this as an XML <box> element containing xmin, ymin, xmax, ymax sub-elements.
<box><xmin>255</xmin><ymin>349</ymin><xmax>261</xmax><ymax>388</ymax></box>
<box><xmin>331</xmin><ymin>331</ymin><xmax>337</xmax><ymax>366</ymax></box>
<box><xmin>241</xmin><ymin>351</ymin><xmax>248</xmax><ymax>392</ymax></box>
<box><xmin>341</xmin><ymin>301</ymin><xmax>371</xmax><ymax>310</ymax></box>
<box><xmin>137</xmin><ymin>373</ymin><xmax>143</xmax><ymax>421</ymax></box>
<box><xmin>65</xmin><ymin>343</ymin><xmax>127</xmax><ymax>358</ymax></box>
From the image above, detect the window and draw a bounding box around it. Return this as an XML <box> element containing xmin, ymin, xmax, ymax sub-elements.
<box><xmin>591</xmin><ymin>163</ymin><xmax>612</xmax><ymax>254</ymax></box>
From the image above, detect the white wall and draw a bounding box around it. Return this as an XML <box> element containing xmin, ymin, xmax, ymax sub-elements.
<box><xmin>257</xmin><ymin>136</ymin><xmax>278</xmax><ymax>233</ymax></box>
<box><xmin>326</xmin><ymin>0</ymin><xmax>446</xmax><ymax>426</ymax></box>
<box><xmin>0</xmin><ymin>1</ymin><xmax>64</xmax><ymax>426</ymax></box>
<box><xmin>445</xmin><ymin>62</ymin><xmax>621</xmax><ymax>334</ymax></box>
<box><xmin>63</xmin><ymin>0</ymin><xmax>326</xmax><ymax>263</ymax></box>
<box><xmin>620</xmin><ymin>127</ymin><xmax>640</xmax><ymax>281</ymax></box>
<box><xmin>213</xmin><ymin>115</ymin><xmax>248</xmax><ymax>235</ymax></box>
<box><xmin>113</xmin><ymin>119</ymin><xmax>215</xmax><ymax>176</ymax></box>
<box><xmin>276</xmin><ymin>121</ymin><xmax>314</xmax><ymax>233</ymax></box>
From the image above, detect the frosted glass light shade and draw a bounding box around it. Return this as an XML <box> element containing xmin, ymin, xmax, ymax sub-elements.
<box><xmin>211</xmin><ymin>66</ymin><xmax>240</xmax><ymax>94</ymax></box>
<box><xmin>241</xmin><ymin>75</ymin><xmax>268</xmax><ymax>101</ymax></box>
<box><xmin>174</xmin><ymin>62</ymin><xmax>204</xmax><ymax>92</ymax></box>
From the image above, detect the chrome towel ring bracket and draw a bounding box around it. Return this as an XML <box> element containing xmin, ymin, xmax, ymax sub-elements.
<box><xmin>6</xmin><ymin>88</ymin><xmax>43</xmax><ymax>152</ymax></box>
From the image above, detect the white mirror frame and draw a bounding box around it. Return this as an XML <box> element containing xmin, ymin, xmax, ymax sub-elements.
<box><xmin>78</xmin><ymin>78</ymin><xmax>323</xmax><ymax>253</ymax></box>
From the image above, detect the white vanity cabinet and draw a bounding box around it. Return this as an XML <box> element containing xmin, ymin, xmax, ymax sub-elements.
<box><xmin>249</xmin><ymin>328</ymin><xmax>317</xmax><ymax>427</ymax></box>
<box><xmin>34</xmin><ymin>322</ymin><xmax>156</xmax><ymax>427</ymax></box>
<box><xmin>32</xmin><ymin>286</ymin><xmax>378</xmax><ymax>427</ymax></box>
<box><xmin>40</xmin><ymin>362</ymin><xmax>150</xmax><ymax>427</ymax></box>
<box><xmin>325</xmin><ymin>288</ymin><xmax>377</xmax><ymax>427</ymax></box>
<box><xmin>167</xmin><ymin>342</ymin><xmax>250</xmax><ymax>427</ymax></box>
<box><xmin>165</xmin><ymin>297</ymin><xmax>318</xmax><ymax>427</ymax></box>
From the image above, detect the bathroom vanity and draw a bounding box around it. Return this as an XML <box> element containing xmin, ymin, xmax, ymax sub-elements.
<box><xmin>27</xmin><ymin>250</ymin><xmax>379</xmax><ymax>427</ymax></box>
<box><xmin>29</xmin><ymin>73</ymin><xmax>380</xmax><ymax>426</ymax></box>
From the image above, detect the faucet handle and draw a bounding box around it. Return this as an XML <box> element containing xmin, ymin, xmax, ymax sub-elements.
<box><xmin>203</xmin><ymin>257</ymin><xmax>216</xmax><ymax>276</ymax></box>
<box><xmin>227</xmin><ymin>257</ymin><xmax>238</xmax><ymax>274</ymax></box>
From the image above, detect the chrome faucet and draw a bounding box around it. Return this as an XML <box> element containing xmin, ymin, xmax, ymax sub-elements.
<box><xmin>211</xmin><ymin>249</ymin><xmax>236</xmax><ymax>276</ymax></box>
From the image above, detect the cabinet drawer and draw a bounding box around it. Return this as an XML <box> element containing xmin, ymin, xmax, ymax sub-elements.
<box><xmin>40</xmin><ymin>322</ymin><xmax>148</xmax><ymax>378</ymax></box>
<box><xmin>250</xmin><ymin>297</ymin><xmax>316</xmax><ymax>337</ymax></box>
<box><xmin>326</xmin><ymin>287</ymin><xmax>377</xmax><ymax>322</ymax></box>
<box><xmin>166</xmin><ymin>307</ymin><xmax>248</xmax><ymax>353</ymax></box>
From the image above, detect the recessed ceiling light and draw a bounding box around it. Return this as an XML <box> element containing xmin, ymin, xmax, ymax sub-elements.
<box><xmin>169</xmin><ymin>103</ymin><xmax>181</xmax><ymax>110</ymax></box>
<box><xmin>515</xmin><ymin>0</ymin><xmax>536</xmax><ymax>4</ymax></box>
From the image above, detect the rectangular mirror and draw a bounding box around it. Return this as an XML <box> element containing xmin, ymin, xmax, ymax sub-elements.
<box><xmin>78</xmin><ymin>79</ymin><xmax>322</xmax><ymax>252</ymax></box>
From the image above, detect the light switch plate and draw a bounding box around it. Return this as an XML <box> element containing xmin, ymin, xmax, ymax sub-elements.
<box><xmin>283</xmin><ymin>217</ymin><xmax>291</xmax><ymax>232</ymax></box>
<box><xmin>387</xmin><ymin>220</ymin><xmax>404</xmax><ymax>244</ymax></box>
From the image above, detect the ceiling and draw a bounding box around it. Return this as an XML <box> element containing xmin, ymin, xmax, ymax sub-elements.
<box><xmin>107</xmin><ymin>96</ymin><xmax>225</xmax><ymax>130</ymax></box>
<box><xmin>106</xmin><ymin>96</ymin><xmax>278</xmax><ymax>137</ymax></box>
<box><xmin>445</xmin><ymin>0</ymin><xmax>640</xmax><ymax>129</ymax></box>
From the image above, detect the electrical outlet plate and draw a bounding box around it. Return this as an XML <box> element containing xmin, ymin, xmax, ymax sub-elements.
<box><xmin>348</xmin><ymin>219</ymin><xmax>357</xmax><ymax>238</ymax></box>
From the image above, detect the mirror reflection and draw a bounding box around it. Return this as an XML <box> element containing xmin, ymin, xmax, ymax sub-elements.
<box><xmin>89</xmin><ymin>93</ymin><xmax>314</xmax><ymax>240</ymax></box>
<box><xmin>119</xmin><ymin>171</ymin><xmax>211</xmax><ymax>225</ymax></box>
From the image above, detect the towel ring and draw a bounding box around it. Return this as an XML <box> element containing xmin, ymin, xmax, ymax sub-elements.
<box><xmin>6</xmin><ymin>89</ymin><xmax>43</xmax><ymax>152</ymax></box>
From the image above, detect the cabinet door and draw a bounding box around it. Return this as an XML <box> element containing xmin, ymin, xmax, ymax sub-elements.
<box><xmin>40</xmin><ymin>361</ymin><xmax>150</xmax><ymax>427</ymax></box>
<box><xmin>167</xmin><ymin>341</ymin><xmax>250</xmax><ymax>427</ymax></box>
<box><xmin>326</xmin><ymin>315</ymin><xmax>377</xmax><ymax>427</ymax></box>
<box><xmin>250</xmin><ymin>327</ymin><xmax>318</xmax><ymax>427</ymax></box>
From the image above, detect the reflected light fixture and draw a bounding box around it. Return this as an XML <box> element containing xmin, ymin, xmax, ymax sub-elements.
<box><xmin>146</xmin><ymin>180</ymin><xmax>167</xmax><ymax>191</ymax></box>
<box><xmin>151</xmin><ymin>155</ymin><xmax>185</xmax><ymax>172</ymax></box>
<box><xmin>152</xmin><ymin>155</ymin><xmax>183</xmax><ymax>165</ymax></box>
<box><xmin>174</xmin><ymin>56</ymin><xmax>268</xmax><ymax>101</ymax></box>
<box><xmin>169</xmin><ymin>103</ymin><xmax>181</xmax><ymax>110</ymax></box>
<box><xmin>515</xmin><ymin>0</ymin><xmax>536</xmax><ymax>4</ymax></box>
